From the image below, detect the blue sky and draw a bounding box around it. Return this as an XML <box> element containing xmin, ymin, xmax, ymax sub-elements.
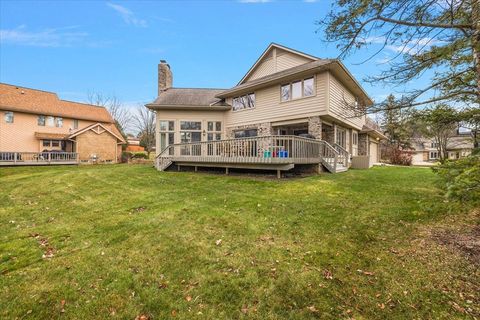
<box><xmin>0</xmin><ymin>0</ymin><xmax>425</xmax><ymax>110</ymax></box>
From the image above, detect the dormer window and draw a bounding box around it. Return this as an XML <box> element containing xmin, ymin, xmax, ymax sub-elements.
<box><xmin>281</xmin><ymin>77</ymin><xmax>315</xmax><ymax>102</ymax></box>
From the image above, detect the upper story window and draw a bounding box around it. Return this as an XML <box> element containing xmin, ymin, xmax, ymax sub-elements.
<box><xmin>38</xmin><ymin>115</ymin><xmax>46</xmax><ymax>126</ymax></box>
<box><xmin>430</xmin><ymin>142</ymin><xmax>439</xmax><ymax>148</ymax></box>
<box><xmin>4</xmin><ymin>111</ymin><xmax>14</xmax><ymax>123</ymax></box>
<box><xmin>73</xmin><ymin>119</ymin><xmax>79</xmax><ymax>129</ymax></box>
<box><xmin>232</xmin><ymin>93</ymin><xmax>255</xmax><ymax>111</ymax></box>
<box><xmin>55</xmin><ymin>117</ymin><xmax>63</xmax><ymax>127</ymax></box>
<box><xmin>281</xmin><ymin>77</ymin><xmax>315</xmax><ymax>102</ymax></box>
<box><xmin>46</xmin><ymin>116</ymin><xmax>55</xmax><ymax>127</ymax></box>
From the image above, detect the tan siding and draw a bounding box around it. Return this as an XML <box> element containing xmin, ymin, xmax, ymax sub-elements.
<box><xmin>276</xmin><ymin>50</ymin><xmax>312</xmax><ymax>72</ymax></box>
<box><xmin>245</xmin><ymin>49</ymin><xmax>314</xmax><ymax>82</ymax></box>
<box><xmin>327</xmin><ymin>72</ymin><xmax>366</xmax><ymax>130</ymax></box>
<box><xmin>225</xmin><ymin>72</ymin><xmax>328</xmax><ymax>127</ymax></box>
<box><xmin>0</xmin><ymin>110</ymin><xmax>96</xmax><ymax>152</ymax></box>
<box><xmin>246</xmin><ymin>57</ymin><xmax>275</xmax><ymax>82</ymax></box>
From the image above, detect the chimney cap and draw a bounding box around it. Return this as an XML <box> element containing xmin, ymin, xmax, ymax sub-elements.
<box><xmin>160</xmin><ymin>59</ymin><xmax>167</xmax><ymax>63</ymax></box>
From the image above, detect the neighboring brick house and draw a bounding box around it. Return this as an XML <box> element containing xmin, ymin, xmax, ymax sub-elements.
<box><xmin>126</xmin><ymin>137</ymin><xmax>145</xmax><ymax>152</ymax></box>
<box><xmin>0</xmin><ymin>83</ymin><xmax>125</xmax><ymax>163</ymax></box>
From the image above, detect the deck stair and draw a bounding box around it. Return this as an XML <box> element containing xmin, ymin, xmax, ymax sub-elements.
<box><xmin>155</xmin><ymin>135</ymin><xmax>349</xmax><ymax>175</ymax></box>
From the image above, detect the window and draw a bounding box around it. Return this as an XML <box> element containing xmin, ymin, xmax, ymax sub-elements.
<box><xmin>281</xmin><ymin>77</ymin><xmax>315</xmax><ymax>102</ymax></box>
<box><xmin>46</xmin><ymin>116</ymin><xmax>55</xmax><ymax>127</ymax></box>
<box><xmin>232</xmin><ymin>93</ymin><xmax>255</xmax><ymax>111</ymax></box>
<box><xmin>159</xmin><ymin>120</ymin><xmax>175</xmax><ymax>153</ymax></box>
<box><xmin>429</xmin><ymin>151</ymin><xmax>439</xmax><ymax>159</ymax></box>
<box><xmin>431</xmin><ymin>142</ymin><xmax>439</xmax><ymax>148</ymax></box>
<box><xmin>55</xmin><ymin>117</ymin><xmax>63</xmax><ymax>128</ymax></box>
<box><xmin>352</xmin><ymin>132</ymin><xmax>358</xmax><ymax>145</ymax></box>
<box><xmin>4</xmin><ymin>111</ymin><xmax>13</xmax><ymax>123</ymax></box>
<box><xmin>180</xmin><ymin>121</ymin><xmax>202</xmax><ymax>143</ymax></box>
<box><xmin>180</xmin><ymin>121</ymin><xmax>201</xmax><ymax>130</ymax></box>
<box><xmin>234</xmin><ymin>129</ymin><xmax>258</xmax><ymax>138</ymax></box>
<box><xmin>207</xmin><ymin>121</ymin><xmax>222</xmax><ymax>141</ymax></box>
<box><xmin>73</xmin><ymin>119</ymin><xmax>79</xmax><ymax>129</ymax></box>
<box><xmin>38</xmin><ymin>115</ymin><xmax>46</xmax><ymax>126</ymax></box>
<box><xmin>51</xmin><ymin>140</ymin><xmax>60</xmax><ymax>147</ymax></box>
<box><xmin>42</xmin><ymin>140</ymin><xmax>50</xmax><ymax>147</ymax></box>
<box><xmin>336</xmin><ymin>128</ymin><xmax>346</xmax><ymax>148</ymax></box>
<box><xmin>281</xmin><ymin>84</ymin><xmax>290</xmax><ymax>101</ymax></box>
<box><xmin>303</xmin><ymin>77</ymin><xmax>314</xmax><ymax>97</ymax></box>
<box><xmin>292</xmin><ymin>81</ymin><xmax>302</xmax><ymax>99</ymax></box>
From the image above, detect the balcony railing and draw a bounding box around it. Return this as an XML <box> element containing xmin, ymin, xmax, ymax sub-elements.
<box><xmin>156</xmin><ymin>135</ymin><xmax>346</xmax><ymax>173</ymax></box>
<box><xmin>0</xmin><ymin>152</ymin><xmax>79</xmax><ymax>165</ymax></box>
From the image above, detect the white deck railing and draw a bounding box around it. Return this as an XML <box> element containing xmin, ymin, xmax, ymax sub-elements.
<box><xmin>156</xmin><ymin>135</ymin><xmax>346</xmax><ymax>172</ymax></box>
<box><xmin>0</xmin><ymin>152</ymin><xmax>78</xmax><ymax>165</ymax></box>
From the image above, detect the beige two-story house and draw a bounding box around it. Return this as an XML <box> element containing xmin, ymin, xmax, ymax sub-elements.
<box><xmin>147</xmin><ymin>43</ymin><xmax>384</xmax><ymax>176</ymax></box>
<box><xmin>0</xmin><ymin>83</ymin><xmax>125</xmax><ymax>164</ymax></box>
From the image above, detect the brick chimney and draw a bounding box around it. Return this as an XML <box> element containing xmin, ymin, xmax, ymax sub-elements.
<box><xmin>158</xmin><ymin>60</ymin><xmax>173</xmax><ymax>95</ymax></box>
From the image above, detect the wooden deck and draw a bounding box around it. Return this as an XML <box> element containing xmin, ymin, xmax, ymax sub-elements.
<box><xmin>155</xmin><ymin>135</ymin><xmax>350</xmax><ymax>175</ymax></box>
<box><xmin>0</xmin><ymin>152</ymin><xmax>79</xmax><ymax>166</ymax></box>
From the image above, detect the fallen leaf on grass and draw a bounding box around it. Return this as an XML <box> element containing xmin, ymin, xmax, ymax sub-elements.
<box><xmin>135</xmin><ymin>315</ymin><xmax>149</xmax><ymax>320</ymax></box>
<box><xmin>215</xmin><ymin>239</ymin><xmax>222</xmax><ymax>246</ymax></box>
<box><xmin>185</xmin><ymin>295</ymin><xmax>192</xmax><ymax>302</ymax></box>
<box><xmin>323</xmin><ymin>269</ymin><xmax>333</xmax><ymax>280</ymax></box>
<box><xmin>307</xmin><ymin>306</ymin><xmax>319</xmax><ymax>313</ymax></box>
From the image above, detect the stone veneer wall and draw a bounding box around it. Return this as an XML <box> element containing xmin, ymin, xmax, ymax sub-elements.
<box><xmin>322</xmin><ymin>125</ymin><xmax>335</xmax><ymax>144</ymax></box>
<box><xmin>226</xmin><ymin>122</ymin><xmax>272</xmax><ymax>138</ymax></box>
<box><xmin>76</xmin><ymin>130</ymin><xmax>119</xmax><ymax>162</ymax></box>
<box><xmin>307</xmin><ymin>116</ymin><xmax>322</xmax><ymax>139</ymax></box>
<box><xmin>358</xmin><ymin>133</ymin><xmax>368</xmax><ymax>156</ymax></box>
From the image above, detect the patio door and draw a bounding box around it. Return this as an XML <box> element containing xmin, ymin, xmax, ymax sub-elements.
<box><xmin>336</xmin><ymin>128</ymin><xmax>346</xmax><ymax>148</ymax></box>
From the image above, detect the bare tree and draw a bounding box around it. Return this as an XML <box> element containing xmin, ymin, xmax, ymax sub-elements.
<box><xmin>86</xmin><ymin>91</ymin><xmax>132</xmax><ymax>134</ymax></box>
<box><xmin>319</xmin><ymin>0</ymin><xmax>480</xmax><ymax>114</ymax></box>
<box><xmin>132</xmin><ymin>106</ymin><xmax>156</xmax><ymax>158</ymax></box>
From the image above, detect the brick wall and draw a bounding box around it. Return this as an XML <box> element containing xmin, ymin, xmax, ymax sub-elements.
<box><xmin>76</xmin><ymin>129</ymin><xmax>119</xmax><ymax>162</ymax></box>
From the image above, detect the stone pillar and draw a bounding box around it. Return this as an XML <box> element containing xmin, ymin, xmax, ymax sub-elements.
<box><xmin>308</xmin><ymin>116</ymin><xmax>322</xmax><ymax>139</ymax></box>
<box><xmin>258</xmin><ymin>122</ymin><xmax>272</xmax><ymax>136</ymax></box>
<box><xmin>358</xmin><ymin>133</ymin><xmax>368</xmax><ymax>156</ymax></box>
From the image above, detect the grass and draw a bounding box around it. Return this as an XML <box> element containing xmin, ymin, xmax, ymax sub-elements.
<box><xmin>0</xmin><ymin>165</ymin><xmax>478</xmax><ymax>319</ymax></box>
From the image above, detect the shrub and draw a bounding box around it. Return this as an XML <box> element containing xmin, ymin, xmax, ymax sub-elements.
<box><xmin>432</xmin><ymin>155</ymin><xmax>480</xmax><ymax>203</ymax></box>
<box><xmin>385</xmin><ymin>147</ymin><xmax>412</xmax><ymax>166</ymax></box>
<box><xmin>121</xmin><ymin>151</ymin><xmax>133</xmax><ymax>163</ymax></box>
<box><xmin>131</xmin><ymin>152</ymin><xmax>148</xmax><ymax>159</ymax></box>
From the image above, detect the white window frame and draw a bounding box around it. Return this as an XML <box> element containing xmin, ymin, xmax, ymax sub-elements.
<box><xmin>207</xmin><ymin>121</ymin><xmax>222</xmax><ymax>141</ymax></box>
<box><xmin>159</xmin><ymin>120</ymin><xmax>175</xmax><ymax>153</ymax></box>
<box><xmin>429</xmin><ymin>151</ymin><xmax>439</xmax><ymax>159</ymax></box>
<box><xmin>4</xmin><ymin>111</ymin><xmax>14</xmax><ymax>123</ymax></box>
<box><xmin>180</xmin><ymin>121</ymin><xmax>202</xmax><ymax>143</ymax></box>
<box><xmin>280</xmin><ymin>76</ymin><xmax>316</xmax><ymax>102</ymax></box>
<box><xmin>232</xmin><ymin>93</ymin><xmax>255</xmax><ymax>112</ymax></box>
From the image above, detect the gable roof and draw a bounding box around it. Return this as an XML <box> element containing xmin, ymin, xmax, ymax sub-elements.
<box><xmin>68</xmin><ymin>122</ymin><xmax>125</xmax><ymax>143</ymax></box>
<box><xmin>146</xmin><ymin>88</ymin><xmax>231</xmax><ymax>111</ymax></box>
<box><xmin>0</xmin><ymin>83</ymin><xmax>115</xmax><ymax>123</ymax></box>
<box><xmin>237</xmin><ymin>43</ymin><xmax>320</xmax><ymax>85</ymax></box>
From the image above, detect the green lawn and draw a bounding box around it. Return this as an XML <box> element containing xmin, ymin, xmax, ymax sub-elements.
<box><xmin>0</xmin><ymin>165</ymin><xmax>478</xmax><ymax>319</ymax></box>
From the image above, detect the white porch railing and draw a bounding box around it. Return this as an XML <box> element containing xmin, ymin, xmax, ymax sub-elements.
<box><xmin>155</xmin><ymin>135</ymin><xmax>348</xmax><ymax>173</ymax></box>
<box><xmin>0</xmin><ymin>152</ymin><xmax>79</xmax><ymax>165</ymax></box>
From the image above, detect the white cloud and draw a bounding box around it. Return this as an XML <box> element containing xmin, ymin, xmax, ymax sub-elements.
<box><xmin>365</xmin><ymin>36</ymin><xmax>446</xmax><ymax>55</ymax></box>
<box><xmin>0</xmin><ymin>25</ymin><xmax>89</xmax><ymax>47</ymax></box>
<box><xmin>106</xmin><ymin>2</ymin><xmax>147</xmax><ymax>27</ymax></box>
